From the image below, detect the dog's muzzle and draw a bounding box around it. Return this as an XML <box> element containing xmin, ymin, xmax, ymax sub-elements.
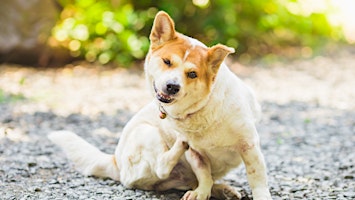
<box><xmin>153</xmin><ymin>82</ymin><xmax>177</xmax><ymax>104</ymax></box>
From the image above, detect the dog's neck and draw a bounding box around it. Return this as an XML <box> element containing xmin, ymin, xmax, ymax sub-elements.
<box><xmin>158</xmin><ymin>101</ymin><xmax>206</xmax><ymax>121</ymax></box>
<box><xmin>158</xmin><ymin>87</ymin><xmax>214</xmax><ymax>121</ymax></box>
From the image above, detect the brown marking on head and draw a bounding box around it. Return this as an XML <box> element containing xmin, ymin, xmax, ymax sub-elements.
<box><xmin>149</xmin><ymin>11</ymin><xmax>234</xmax><ymax>81</ymax></box>
<box><xmin>151</xmin><ymin>37</ymin><xmax>194</xmax><ymax>69</ymax></box>
<box><xmin>146</xmin><ymin>11</ymin><xmax>235</xmax><ymax>113</ymax></box>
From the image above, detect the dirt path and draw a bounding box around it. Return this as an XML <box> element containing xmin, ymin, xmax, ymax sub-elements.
<box><xmin>0</xmin><ymin>47</ymin><xmax>354</xmax><ymax>199</ymax></box>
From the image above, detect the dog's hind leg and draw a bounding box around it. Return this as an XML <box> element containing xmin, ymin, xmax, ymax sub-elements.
<box><xmin>154</xmin><ymin>140</ymin><xmax>197</xmax><ymax>192</ymax></box>
<box><xmin>117</xmin><ymin>123</ymin><xmax>190</xmax><ymax>190</ymax></box>
<box><xmin>155</xmin><ymin>138</ymin><xmax>190</xmax><ymax>179</ymax></box>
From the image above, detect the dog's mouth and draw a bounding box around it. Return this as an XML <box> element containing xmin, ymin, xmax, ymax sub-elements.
<box><xmin>153</xmin><ymin>82</ymin><xmax>175</xmax><ymax>104</ymax></box>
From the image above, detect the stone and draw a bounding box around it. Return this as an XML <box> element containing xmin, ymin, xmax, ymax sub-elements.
<box><xmin>0</xmin><ymin>0</ymin><xmax>70</xmax><ymax>66</ymax></box>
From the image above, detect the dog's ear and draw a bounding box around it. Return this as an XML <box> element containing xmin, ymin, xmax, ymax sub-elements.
<box><xmin>207</xmin><ymin>44</ymin><xmax>235</xmax><ymax>73</ymax></box>
<box><xmin>149</xmin><ymin>11</ymin><xmax>176</xmax><ymax>49</ymax></box>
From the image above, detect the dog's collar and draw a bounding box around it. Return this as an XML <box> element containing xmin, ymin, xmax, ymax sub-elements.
<box><xmin>159</xmin><ymin>103</ymin><xmax>187</xmax><ymax>120</ymax></box>
<box><xmin>158</xmin><ymin>103</ymin><xmax>200</xmax><ymax>121</ymax></box>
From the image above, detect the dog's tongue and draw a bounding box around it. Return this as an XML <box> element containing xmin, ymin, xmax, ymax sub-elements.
<box><xmin>159</xmin><ymin>92</ymin><xmax>170</xmax><ymax>99</ymax></box>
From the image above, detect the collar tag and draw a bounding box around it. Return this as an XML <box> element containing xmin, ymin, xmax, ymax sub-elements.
<box><xmin>159</xmin><ymin>111</ymin><xmax>167</xmax><ymax>119</ymax></box>
<box><xmin>159</xmin><ymin>103</ymin><xmax>167</xmax><ymax>119</ymax></box>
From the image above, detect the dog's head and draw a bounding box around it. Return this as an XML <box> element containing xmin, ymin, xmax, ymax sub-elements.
<box><xmin>145</xmin><ymin>11</ymin><xmax>234</xmax><ymax>118</ymax></box>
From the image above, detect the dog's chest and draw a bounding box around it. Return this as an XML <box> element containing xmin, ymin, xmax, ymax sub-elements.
<box><xmin>160</xmin><ymin>86</ymin><xmax>248</xmax><ymax>172</ymax></box>
<box><xmin>181</xmin><ymin>120</ymin><xmax>243</xmax><ymax>176</ymax></box>
<box><xmin>179</xmin><ymin>120</ymin><xmax>242</xmax><ymax>176</ymax></box>
<box><xmin>164</xmin><ymin>113</ymin><xmax>240</xmax><ymax>151</ymax></box>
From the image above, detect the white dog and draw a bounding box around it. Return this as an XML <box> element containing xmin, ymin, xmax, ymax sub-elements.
<box><xmin>49</xmin><ymin>11</ymin><xmax>272</xmax><ymax>200</ymax></box>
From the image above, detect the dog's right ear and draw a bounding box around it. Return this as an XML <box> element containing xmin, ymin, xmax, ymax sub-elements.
<box><xmin>207</xmin><ymin>44</ymin><xmax>235</xmax><ymax>74</ymax></box>
<box><xmin>149</xmin><ymin>11</ymin><xmax>176</xmax><ymax>49</ymax></box>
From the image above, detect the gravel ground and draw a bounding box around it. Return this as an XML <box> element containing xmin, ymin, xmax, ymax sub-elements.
<box><xmin>0</xmin><ymin>47</ymin><xmax>354</xmax><ymax>199</ymax></box>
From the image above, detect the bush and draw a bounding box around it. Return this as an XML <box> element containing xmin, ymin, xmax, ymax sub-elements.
<box><xmin>52</xmin><ymin>0</ymin><xmax>153</xmax><ymax>66</ymax></box>
<box><xmin>51</xmin><ymin>0</ymin><xmax>343</xmax><ymax>66</ymax></box>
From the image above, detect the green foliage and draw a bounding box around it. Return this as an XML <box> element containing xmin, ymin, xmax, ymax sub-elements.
<box><xmin>53</xmin><ymin>0</ymin><xmax>153</xmax><ymax>66</ymax></box>
<box><xmin>52</xmin><ymin>0</ymin><xmax>343</xmax><ymax>66</ymax></box>
<box><xmin>158</xmin><ymin>0</ymin><xmax>341</xmax><ymax>59</ymax></box>
<box><xmin>0</xmin><ymin>89</ymin><xmax>25</xmax><ymax>104</ymax></box>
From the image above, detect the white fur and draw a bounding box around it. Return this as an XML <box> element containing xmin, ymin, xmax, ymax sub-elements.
<box><xmin>183</xmin><ymin>50</ymin><xmax>190</xmax><ymax>61</ymax></box>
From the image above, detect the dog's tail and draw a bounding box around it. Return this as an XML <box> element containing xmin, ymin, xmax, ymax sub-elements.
<box><xmin>48</xmin><ymin>131</ymin><xmax>120</xmax><ymax>181</ymax></box>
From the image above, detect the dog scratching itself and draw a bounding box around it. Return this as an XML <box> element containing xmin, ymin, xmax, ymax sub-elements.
<box><xmin>49</xmin><ymin>11</ymin><xmax>272</xmax><ymax>200</ymax></box>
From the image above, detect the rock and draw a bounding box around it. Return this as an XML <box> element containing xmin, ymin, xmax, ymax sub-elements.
<box><xmin>344</xmin><ymin>175</ymin><xmax>354</xmax><ymax>179</ymax></box>
<box><xmin>0</xmin><ymin>0</ymin><xmax>70</xmax><ymax>66</ymax></box>
<box><xmin>343</xmin><ymin>191</ymin><xmax>355</xmax><ymax>198</ymax></box>
<box><xmin>27</xmin><ymin>162</ymin><xmax>37</xmax><ymax>167</ymax></box>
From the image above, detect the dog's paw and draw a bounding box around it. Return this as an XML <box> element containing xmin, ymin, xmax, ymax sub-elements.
<box><xmin>222</xmin><ymin>186</ymin><xmax>242</xmax><ymax>200</ymax></box>
<box><xmin>253</xmin><ymin>192</ymin><xmax>272</xmax><ymax>200</ymax></box>
<box><xmin>252</xmin><ymin>189</ymin><xmax>272</xmax><ymax>200</ymax></box>
<box><xmin>175</xmin><ymin>138</ymin><xmax>189</xmax><ymax>152</ymax></box>
<box><xmin>253</xmin><ymin>195</ymin><xmax>272</xmax><ymax>200</ymax></box>
<box><xmin>181</xmin><ymin>190</ymin><xmax>210</xmax><ymax>200</ymax></box>
<box><xmin>212</xmin><ymin>184</ymin><xmax>241</xmax><ymax>200</ymax></box>
<box><xmin>181</xmin><ymin>141</ymin><xmax>190</xmax><ymax>150</ymax></box>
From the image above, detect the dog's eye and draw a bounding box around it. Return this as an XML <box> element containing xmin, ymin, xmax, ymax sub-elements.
<box><xmin>162</xmin><ymin>58</ymin><xmax>172</xmax><ymax>67</ymax></box>
<box><xmin>187</xmin><ymin>71</ymin><xmax>197</xmax><ymax>79</ymax></box>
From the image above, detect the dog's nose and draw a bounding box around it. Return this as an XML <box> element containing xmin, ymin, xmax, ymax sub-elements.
<box><xmin>166</xmin><ymin>83</ymin><xmax>180</xmax><ymax>95</ymax></box>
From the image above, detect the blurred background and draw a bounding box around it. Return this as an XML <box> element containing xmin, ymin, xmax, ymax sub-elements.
<box><xmin>0</xmin><ymin>0</ymin><xmax>354</xmax><ymax>67</ymax></box>
<box><xmin>1</xmin><ymin>1</ymin><xmax>355</xmax><ymax>199</ymax></box>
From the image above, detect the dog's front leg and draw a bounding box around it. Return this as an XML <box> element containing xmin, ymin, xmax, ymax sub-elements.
<box><xmin>239</xmin><ymin>134</ymin><xmax>272</xmax><ymax>200</ymax></box>
<box><xmin>182</xmin><ymin>148</ymin><xmax>213</xmax><ymax>200</ymax></box>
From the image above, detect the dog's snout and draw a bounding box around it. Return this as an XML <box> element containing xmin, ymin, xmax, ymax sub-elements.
<box><xmin>166</xmin><ymin>82</ymin><xmax>180</xmax><ymax>95</ymax></box>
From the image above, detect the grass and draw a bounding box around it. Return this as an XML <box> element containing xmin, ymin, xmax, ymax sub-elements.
<box><xmin>0</xmin><ymin>89</ymin><xmax>26</xmax><ymax>104</ymax></box>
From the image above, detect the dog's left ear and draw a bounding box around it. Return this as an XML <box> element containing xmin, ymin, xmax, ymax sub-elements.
<box><xmin>208</xmin><ymin>44</ymin><xmax>235</xmax><ymax>73</ymax></box>
<box><xmin>149</xmin><ymin>11</ymin><xmax>176</xmax><ymax>49</ymax></box>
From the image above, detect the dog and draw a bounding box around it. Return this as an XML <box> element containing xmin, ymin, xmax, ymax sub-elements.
<box><xmin>48</xmin><ymin>11</ymin><xmax>272</xmax><ymax>200</ymax></box>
